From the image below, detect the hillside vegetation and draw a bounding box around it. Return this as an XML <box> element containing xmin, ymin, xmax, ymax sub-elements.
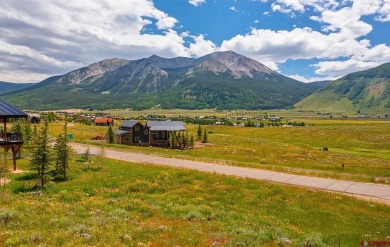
<box><xmin>296</xmin><ymin>63</ymin><xmax>390</xmax><ymax>114</ymax></box>
<box><xmin>3</xmin><ymin>51</ymin><xmax>316</xmax><ymax>110</ymax></box>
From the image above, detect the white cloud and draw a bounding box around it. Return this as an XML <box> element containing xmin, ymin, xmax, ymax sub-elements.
<box><xmin>230</xmin><ymin>6</ymin><xmax>239</xmax><ymax>12</ymax></box>
<box><xmin>287</xmin><ymin>74</ymin><xmax>340</xmax><ymax>83</ymax></box>
<box><xmin>376</xmin><ymin>0</ymin><xmax>390</xmax><ymax>21</ymax></box>
<box><xmin>189</xmin><ymin>35</ymin><xmax>217</xmax><ymax>57</ymax></box>
<box><xmin>188</xmin><ymin>0</ymin><xmax>206</xmax><ymax>7</ymax></box>
<box><xmin>314</xmin><ymin>60</ymin><xmax>380</xmax><ymax>76</ymax></box>
<box><xmin>0</xmin><ymin>0</ymin><xmax>190</xmax><ymax>82</ymax></box>
<box><xmin>219</xmin><ymin>0</ymin><xmax>390</xmax><ymax>77</ymax></box>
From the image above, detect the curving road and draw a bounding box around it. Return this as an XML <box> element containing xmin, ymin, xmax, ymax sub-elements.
<box><xmin>70</xmin><ymin>143</ymin><xmax>390</xmax><ymax>205</ymax></box>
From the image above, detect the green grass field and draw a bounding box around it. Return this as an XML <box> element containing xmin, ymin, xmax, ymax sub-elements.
<box><xmin>1</xmin><ymin>158</ymin><xmax>389</xmax><ymax>246</ymax></box>
<box><xmin>49</xmin><ymin>117</ymin><xmax>390</xmax><ymax>183</ymax></box>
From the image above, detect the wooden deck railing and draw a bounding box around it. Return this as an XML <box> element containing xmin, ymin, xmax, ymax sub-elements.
<box><xmin>0</xmin><ymin>132</ymin><xmax>23</xmax><ymax>143</ymax></box>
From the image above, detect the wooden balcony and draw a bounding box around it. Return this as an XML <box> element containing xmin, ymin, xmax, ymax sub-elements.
<box><xmin>0</xmin><ymin>132</ymin><xmax>23</xmax><ymax>145</ymax></box>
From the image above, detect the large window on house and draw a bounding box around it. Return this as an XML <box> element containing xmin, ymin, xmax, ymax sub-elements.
<box><xmin>124</xmin><ymin>137</ymin><xmax>130</xmax><ymax>142</ymax></box>
<box><xmin>155</xmin><ymin>132</ymin><xmax>160</xmax><ymax>138</ymax></box>
<box><xmin>161</xmin><ymin>131</ymin><xmax>166</xmax><ymax>138</ymax></box>
<box><xmin>135</xmin><ymin>137</ymin><xmax>140</xmax><ymax>143</ymax></box>
<box><xmin>144</xmin><ymin>129</ymin><xmax>148</xmax><ymax>135</ymax></box>
<box><xmin>135</xmin><ymin>126</ymin><xmax>140</xmax><ymax>131</ymax></box>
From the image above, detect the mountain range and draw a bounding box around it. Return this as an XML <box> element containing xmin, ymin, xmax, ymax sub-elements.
<box><xmin>2</xmin><ymin>51</ymin><xmax>389</xmax><ymax>114</ymax></box>
<box><xmin>296</xmin><ymin>63</ymin><xmax>390</xmax><ymax>114</ymax></box>
<box><xmin>2</xmin><ymin>51</ymin><xmax>317</xmax><ymax>110</ymax></box>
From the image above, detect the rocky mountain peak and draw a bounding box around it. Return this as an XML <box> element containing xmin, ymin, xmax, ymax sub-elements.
<box><xmin>59</xmin><ymin>58</ymin><xmax>129</xmax><ymax>85</ymax></box>
<box><xmin>195</xmin><ymin>51</ymin><xmax>276</xmax><ymax>78</ymax></box>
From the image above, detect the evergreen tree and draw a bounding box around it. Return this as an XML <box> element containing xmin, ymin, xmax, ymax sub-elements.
<box><xmin>24</xmin><ymin>120</ymin><xmax>32</xmax><ymax>144</ymax></box>
<box><xmin>177</xmin><ymin>132</ymin><xmax>182</xmax><ymax>149</ymax></box>
<box><xmin>30</xmin><ymin>119</ymin><xmax>52</xmax><ymax>189</ymax></box>
<box><xmin>107</xmin><ymin>125</ymin><xmax>115</xmax><ymax>144</ymax></box>
<box><xmin>197</xmin><ymin>125</ymin><xmax>202</xmax><ymax>140</ymax></box>
<box><xmin>185</xmin><ymin>132</ymin><xmax>189</xmax><ymax>149</ymax></box>
<box><xmin>202</xmin><ymin>128</ymin><xmax>208</xmax><ymax>143</ymax></box>
<box><xmin>169</xmin><ymin>132</ymin><xmax>176</xmax><ymax>149</ymax></box>
<box><xmin>11</xmin><ymin>121</ymin><xmax>21</xmax><ymax>134</ymax></box>
<box><xmin>189</xmin><ymin>135</ymin><xmax>194</xmax><ymax>149</ymax></box>
<box><xmin>54</xmin><ymin>120</ymin><xmax>70</xmax><ymax>180</ymax></box>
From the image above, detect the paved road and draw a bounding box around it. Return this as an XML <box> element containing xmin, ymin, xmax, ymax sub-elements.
<box><xmin>70</xmin><ymin>143</ymin><xmax>390</xmax><ymax>204</ymax></box>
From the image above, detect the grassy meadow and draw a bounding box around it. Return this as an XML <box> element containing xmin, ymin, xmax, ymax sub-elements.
<box><xmin>1</xmin><ymin>158</ymin><xmax>389</xmax><ymax>246</ymax></box>
<box><xmin>49</xmin><ymin>116</ymin><xmax>390</xmax><ymax>183</ymax></box>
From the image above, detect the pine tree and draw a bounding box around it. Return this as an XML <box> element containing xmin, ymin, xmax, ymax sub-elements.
<box><xmin>177</xmin><ymin>132</ymin><xmax>182</xmax><ymax>149</ymax></box>
<box><xmin>202</xmin><ymin>128</ymin><xmax>208</xmax><ymax>143</ymax></box>
<box><xmin>189</xmin><ymin>135</ymin><xmax>194</xmax><ymax>149</ymax></box>
<box><xmin>24</xmin><ymin>120</ymin><xmax>32</xmax><ymax>144</ymax></box>
<box><xmin>30</xmin><ymin>118</ymin><xmax>52</xmax><ymax>189</ymax></box>
<box><xmin>169</xmin><ymin>132</ymin><xmax>176</xmax><ymax>149</ymax></box>
<box><xmin>107</xmin><ymin>125</ymin><xmax>114</xmax><ymax>144</ymax></box>
<box><xmin>185</xmin><ymin>132</ymin><xmax>189</xmax><ymax>149</ymax></box>
<box><xmin>197</xmin><ymin>125</ymin><xmax>202</xmax><ymax>140</ymax></box>
<box><xmin>54</xmin><ymin>120</ymin><xmax>70</xmax><ymax>180</ymax></box>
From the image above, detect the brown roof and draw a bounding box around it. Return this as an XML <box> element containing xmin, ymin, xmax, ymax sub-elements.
<box><xmin>94</xmin><ymin>117</ymin><xmax>113</xmax><ymax>124</ymax></box>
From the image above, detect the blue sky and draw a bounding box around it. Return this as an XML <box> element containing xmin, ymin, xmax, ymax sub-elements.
<box><xmin>0</xmin><ymin>0</ymin><xmax>389</xmax><ymax>83</ymax></box>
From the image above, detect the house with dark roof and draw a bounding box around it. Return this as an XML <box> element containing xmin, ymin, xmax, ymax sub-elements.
<box><xmin>147</xmin><ymin>121</ymin><xmax>185</xmax><ymax>147</ymax></box>
<box><xmin>115</xmin><ymin>120</ymin><xmax>185</xmax><ymax>147</ymax></box>
<box><xmin>115</xmin><ymin>121</ymin><xmax>150</xmax><ymax>146</ymax></box>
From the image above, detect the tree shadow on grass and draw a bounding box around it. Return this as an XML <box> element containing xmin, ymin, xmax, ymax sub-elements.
<box><xmin>14</xmin><ymin>173</ymin><xmax>37</xmax><ymax>181</ymax></box>
<box><xmin>11</xmin><ymin>184</ymin><xmax>40</xmax><ymax>193</ymax></box>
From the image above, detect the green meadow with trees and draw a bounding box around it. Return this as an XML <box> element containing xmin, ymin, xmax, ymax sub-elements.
<box><xmin>0</xmin><ymin>112</ymin><xmax>389</xmax><ymax>246</ymax></box>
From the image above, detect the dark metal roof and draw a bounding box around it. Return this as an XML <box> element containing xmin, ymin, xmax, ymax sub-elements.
<box><xmin>147</xmin><ymin>121</ymin><xmax>185</xmax><ymax>131</ymax></box>
<box><xmin>0</xmin><ymin>99</ymin><xmax>28</xmax><ymax>118</ymax></box>
<box><xmin>120</xmin><ymin>120</ymin><xmax>139</xmax><ymax>128</ymax></box>
<box><xmin>115</xmin><ymin>130</ymin><xmax>130</xmax><ymax>135</ymax></box>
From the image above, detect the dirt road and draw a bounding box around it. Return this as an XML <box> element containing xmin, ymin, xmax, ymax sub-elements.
<box><xmin>70</xmin><ymin>143</ymin><xmax>390</xmax><ymax>205</ymax></box>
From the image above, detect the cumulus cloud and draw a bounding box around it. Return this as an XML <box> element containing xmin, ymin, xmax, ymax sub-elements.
<box><xmin>188</xmin><ymin>35</ymin><xmax>217</xmax><ymax>57</ymax></box>
<box><xmin>219</xmin><ymin>0</ymin><xmax>390</xmax><ymax>77</ymax></box>
<box><xmin>0</xmin><ymin>0</ymin><xmax>188</xmax><ymax>82</ymax></box>
<box><xmin>188</xmin><ymin>0</ymin><xmax>206</xmax><ymax>7</ymax></box>
<box><xmin>1</xmin><ymin>0</ymin><xmax>389</xmax><ymax>83</ymax></box>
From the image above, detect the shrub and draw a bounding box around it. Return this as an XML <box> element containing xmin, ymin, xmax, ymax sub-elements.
<box><xmin>0</xmin><ymin>210</ymin><xmax>14</xmax><ymax>225</ymax></box>
<box><xmin>298</xmin><ymin>234</ymin><xmax>327</xmax><ymax>247</ymax></box>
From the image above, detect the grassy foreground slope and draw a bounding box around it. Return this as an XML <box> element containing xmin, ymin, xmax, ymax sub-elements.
<box><xmin>1</xmin><ymin>158</ymin><xmax>389</xmax><ymax>246</ymax></box>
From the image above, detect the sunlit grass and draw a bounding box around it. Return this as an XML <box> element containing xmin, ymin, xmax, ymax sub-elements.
<box><xmin>1</xmin><ymin>158</ymin><xmax>389</xmax><ymax>246</ymax></box>
<box><xmin>45</xmin><ymin>117</ymin><xmax>390</xmax><ymax>182</ymax></box>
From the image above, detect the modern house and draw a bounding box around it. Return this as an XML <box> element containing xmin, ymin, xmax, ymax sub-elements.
<box><xmin>94</xmin><ymin>117</ymin><xmax>114</xmax><ymax>126</ymax></box>
<box><xmin>115</xmin><ymin>120</ymin><xmax>185</xmax><ymax>147</ymax></box>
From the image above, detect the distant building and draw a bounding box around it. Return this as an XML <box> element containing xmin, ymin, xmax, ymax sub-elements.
<box><xmin>115</xmin><ymin>121</ymin><xmax>185</xmax><ymax>147</ymax></box>
<box><xmin>94</xmin><ymin>117</ymin><xmax>114</xmax><ymax>126</ymax></box>
<box><xmin>28</xmin><ymin>113</ymin><xmax>41</xmax><ymax>124</ymax></box>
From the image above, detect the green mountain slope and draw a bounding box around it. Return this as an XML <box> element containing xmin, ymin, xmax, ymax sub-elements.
<box><xmin>295</xmin><ymin>63</ymin><xmax>390</xmax><ymax>114</ymax></box>
<box><xmin>3</xmin><ymin>51</ymin><xmax>316</xmax><ymax>110</ymax></box>
<box><xmin>0</xmin><ymin>81</ymin><xmax>35</xmax><ymax>95</ymax></box>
